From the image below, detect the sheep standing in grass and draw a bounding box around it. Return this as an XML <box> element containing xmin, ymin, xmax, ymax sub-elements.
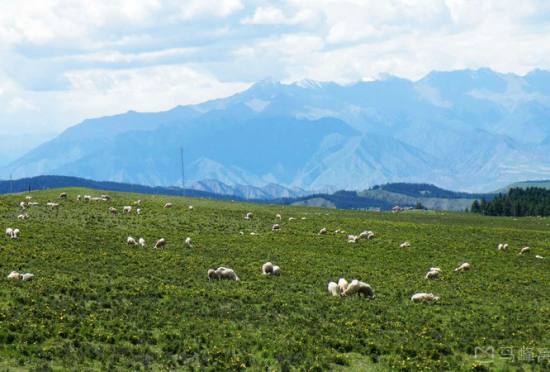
<box><xmin>208</xmin><ymin>267</ymin><xmax>240</xmax><ymax>281</ymax></box>
<box><xmin>425</xmin><ymin>268</ymin><xmax>442</xmax><ymax>280</ymax></box>
<box><xmin>188</xmin><ymin>205</ymin><xmax>194</xmax><ymax>210</ymax></box>
<box><xmin>498</xmin><ymin>243</ymin><xmax>509</xmax><ymax>251</ymax></box>
<box><xmin>154</xmin><ymin>238</ymin><xmax>166</xmax><ymax>249</ymax></box>
<box><xmin>136</xmin><ymin>208</ymin><xmax>141</xmax><ymax>215</ymax></box>
<box><xmin>341</xmin><ymin>280</ymin><xmax>375</xmax><ymax>298</ymax></box>
<box><xmin>19</xmin><ymin>201</ymin><xmax>27</xmax><ymax>210</ymax></box>
<box><xmin>76</xmin><ymin>195</ymin><xmax>82</xmax><ymax>202</ymax></box>
<box><xmin>17</xmin><ymin>214</ymin><xmax>29</xmax><ymax>220</ymax></box>
<box><xmin>328</xmin><ymin>282</ymin><xmax>341</xmax><ymax>296</ymax></box>
<box><xmin>59</xmin><ymin>192</ymin><xmax>67</xmax><ymax>199</ymax></box>
<box><xmin>11</xmin><ymin>228</ymin><xmax>20</xmax><ymax>239</ymax></box>
<box><xmin>272</xmin><ymin>265</ymin><xmax>281</xmax><ymax>276</ymax></box>
<box><xmin>359</xmin><ymin>230</ymin><xmax>374</xmax><ymax>240</ymax></box>
<box><xmin>338</xmin><ymin>278</ymin><xmax>349</xmax><ymax>292</ymax></box>
<box><xmin>519</xmin><ymin>246</ymin><xmax>530</xmax><ymax>255</ymax></box>
<box><xmin>84</xmin><ymin>195</ymin><xmax>91</xmax><ymax>202</ymax></box>
<box><xmin>275</xmin><ymin>213</ymin><xmax>282</xmax><ymax>220</ymax></box>
<box><xmin>318</xmin><ymin>227</ymin><xmax>327</xmax><ymax>235</ymax></box>
<box><xmin>347</xmin><ymin>235</ymin><xmax>358</xmax><ymax>243</ymax></box>
<box><xmin>21</xmin><ymin>273</ymin><xmax>34</xmax><ymax>281</ymax></box>
<box><xmin>536</xmin><ymin>255</ymin><xmax>544</xmax><ymax>259</ymax></box>
<box><xmin>272</xmin><ymin>224</ymin><xmax>281</xmax><ymax>232</ymax></box>
<box><xmin>262</xmin><ymin>262</ymin><xmax>274</xmax><ymax>275</ymax></box>
<box><xmin>454</xmin><ymin>262</ymin><xmax>471</xmax><ymax>272</ymax></box>
<box><xmin>25</xmin><ymin>196</ymin><xmax>32</xmax><ymax>200</ymax></box>
<box><xmin>123</xmin><ymin>206</ymin><xmax>132</xmax><ymax>214</ymax></box>
<box><xmin>134</xmin><ymin>200</ymin><xmax>141</xmax><ymax>205</ymax></box>
<box><xmin>185</xmin><ymin>237</ymin><xmax>193</xmax><ymax>248</ymax></box>
<box><xmin>5</xmin><ymin>228</ymin><xmax>13</xmax><ymax>238</ymax></box>
<box><xmin>164</xmin><ymin>203</ymin><xmax>173</xmax><ymax>209</ymax></box>
<box><xmin>400</xmin><ymin>241</ymin><xmax>411</xmax><ymax>249</ymax></box>
<box><xmin>288</xmin><ymin>217</ymin><xmax>296</xmax><ymax>221</ymax></box>
<box><xmin>101</xmin><ymin>195</ymin><xmax>111</xmax><ymax>201</ymax></box>
<box><xmin>109</xmin><ymin>207</ymin><xmax>118</xmax><ymax>215</ymax></box>
<box><xmin>47</xmin><ymin>202</ymin><xmax>59</xmax><ymax>209</ymax></box>
<box><xmin>138</xmin><ymin>238</ymin><xmax>146</xmax><ymax>247</ymax></box>
<box><xmin>411</xmin><ymin>293</ymin><xmax>440</xmax><ymax>302</ymax></box>
<box><xmin>127</xmin><ymin>237</ymin><xmax>138</xmax><ymax>246</ymax></box>
<box><xmin>28</xmin><ymin>202</ymin><xmax>39</xmax><ymax>207</ymax></box>
<box><xmin>244</xmin><ymin>212</ymin><xmax>253</xmax><ymax>220</ymax></box>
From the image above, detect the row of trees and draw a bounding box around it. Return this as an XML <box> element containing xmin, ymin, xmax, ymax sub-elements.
<box><xmin>471</xmin><ymin>187</ymin><xmax>550</xmax><ymax>217</ymax></box>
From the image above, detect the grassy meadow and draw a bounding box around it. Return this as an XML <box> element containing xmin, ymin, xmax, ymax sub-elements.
<box><xmin>0</xmin><ymin>188</ymin><xmax>549</xmax><ymax>371</ymax></box>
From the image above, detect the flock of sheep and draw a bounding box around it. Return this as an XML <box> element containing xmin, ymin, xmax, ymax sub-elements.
<box><xmin>3</xmin><ymin>191</ymin><xmax>546</xmax><ymax>304</ymax></box>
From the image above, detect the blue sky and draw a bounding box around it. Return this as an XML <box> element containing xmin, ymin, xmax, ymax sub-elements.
<box><xmin>1</xmin><ymin>0</ymin><xmax>550</xmax><ymax>141</ymax></box>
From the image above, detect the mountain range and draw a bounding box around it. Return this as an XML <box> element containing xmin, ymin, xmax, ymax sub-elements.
<box><xmin>3</xmin><ymin>68</ymin><xmax>550</xmax><ymax>192</ymax></box>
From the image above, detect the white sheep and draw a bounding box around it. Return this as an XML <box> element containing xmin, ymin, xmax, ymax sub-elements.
<box><xmin>188</xmin><ymin>205</ymin><xmax>194</xmax><ymax>210</ymax></box>
<box><xmin>519</xmin><ymin>246</ymin><xmax>530</xmax><ymax>255</ymax></box>
<box><xmin>154</xmin><ymin>238</ymin><xmax>166</xmax><ymax>249</ymax></box>
<box><xmin>328</xmin><ymin>282</ymin><xmax>341</xmax><ymax>296</ymax></box>
<box><xmin>208</xmin><ymin>267</ymin><xmax>240</xmax><ymax>281</ymax></box>
<box><xmin>5</xmin><ymin>228</ymin><xmax>13</xmax><ymax>238</ymax></box>
<box><xmin>288</xmin><ymin>217</ymin><xmax>296</xmax><ymax>221</ymax></box>
<box><xmin>272</xmin><ymin>265</ymin><xmax>281</xmax><ymax>276</ymax></box>
<box><xmin>497</xmin><ymin>243</ymin><xmax>509</xmax><ymax>251</ymax></box>
<box><xmin>7</xmin><ymin>271</ymin><xmax>21</xmax><ymax>280</ymax></box>
<box><xmin>244</xmin><ymin>212</ymin><xmax>253</xmax><ymax>220</ymax></box>
<box><xmin>454</xmin><ymin>262</ymin><xmax>471</xmax><ymax>272</ymax></box>
<box><xmin>275</xmin><ymin>213</ymin><xmax>282</xmax><ymax>220</ymax></box>
<box><xmin>164</xmin><ymin>203</ymin><xmax>173</xmax><ymax>209</ymax></box>
<box><xmin>101</xmin><ymin>194</ymin><xmax>111</xmax><ymax>201</ymax></box>
<box><xmin>84</xmin><ymin>195</ymin><xmax>91</xmax><ymax>202</ymax></box>
<box><xmin>134</xmin><ymin>200</ymin><xmax>141</xmax><ymax>205</ymax></box>
<box><xmin>21</xmin><ymin>273</ymin><xmax>34</xmax><ymax>281</ymax></box>
<box><xmin>400</xmin><ymin>241</ymin><xmax>411</xmax><ymax>248</ymax></box>
<box><xmin>19</xmin><ymin>201</ymin><xmax>27</xmax><ymax>210</ymax></box>
<box><xmin>25</xmin><ymin>196</ymin><xmax>32</xmax><ymax>200</ymax></box>
<box><xmin>425</xmin><ymin>269</ymin><xmax>441</xmax><ymax>280</ymax></box>
<box><xmin>47</xmin><ymin>202</ymin><xmax>59</xmax><ymax>209</ymax></box>
<box><xmin>17</xmin><ymin>214</ymin><xmax>29</xmax><ymax>220</ymax></box>
<box><xmin>536</xmin><ymin>255</ymin><xmax>544</xmax><ymax>259</ymax></box>
<box><xmin>411</xmin><ymin>293</ymin><xmax>440</xmax><ymax>302</ymax></box>
<box><xmin>77</xmin><ymin>195</ymin><xmax>82</xmax><ymax>201</ymax></box>
<box><xmin>341</xmin><ymin>280</ymin><xmax>375</xmax><ymax>298</ymax></box>
<box><xmin>347</xmin><ymin>235</ymin><xmax>358</xmax><ymax>243</ymax></box>
<box><xmin>359</xmin><ymin>230</ymin><xmax>374</xmax><ymax>240</ymax></box>
<box><xmin>127</xmin><ymin>236</ymin><xmax>138</xmax><ymax>245</ymax></box>
<box><xmin>272</xmin><ymin>224</ymin><xmax>281</xmax><ymax>232</ymax></box>
<box><xmin>109</xmin><ymin>207</ymin><xmax>118</xmax><ymax>214</ymax></box>
<box><xmin>262</xmin><ymin>262</ymin><xmax>274</xmax><ymax>275</ymax></box>
<box><xmin>11</xmin><ymin>228</ymin><xmax>20</xmax><ymax>239</ymax></box>
<box><xmin>338</xmin><ymin>278</ymin><xmax>349</xmax><ymax>292</ymax></box>
<box><xmin>59</xmin><ymin>192</ymin><xmax>67</xmax><ymax>199</ymax></box>
<box><xmin>318</xmin><ymin>227</ymin><xmax>327</xmax><ymax>235</ymax></box>
<box><xmin>138</xmin><ymin>238</ymin><xmax>146</xmax><ymax>247</ymax></box>
<box><xmin>185</xmin><ymin>237</ymin><xmax>193</xmax><ymax>248</ymax></box>
<box><xmin>28</xmin><ymin>202</ymin><xmax>39</xmax><ymax>207</ymax></box>
<box><xmin>123</xmin><ymin>206</ymin><xmax>132</xmax><ymax>214</ymax></box>
<box><xmin>136</xmin><ymin>208</ymin><xmax>141</xmax><ymax>215</ymax></box>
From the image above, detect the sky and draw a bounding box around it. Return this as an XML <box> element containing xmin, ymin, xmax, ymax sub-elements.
<box><xmin>1</xmin><ymin>0</ymin><xmax>550</xmax><ymax>142</ymax></box>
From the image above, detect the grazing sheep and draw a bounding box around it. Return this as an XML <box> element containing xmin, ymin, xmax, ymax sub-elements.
<box><xmin>136</xmin><ymin>208</ymin><xmax>141</xmax><ymax>215</ymax></box>
<box><xmin>77</xmin><ymin>195</ymin><xmax>82</xmax><ymax>201</ymax></box>
<box><xmin>411</xmin><ymin>293</ymin><xmax>440</xmax><ymax>302</ymax></box>
<box><xmin>28</xmin><ymin>202</ymin><xmax>39</xmax><ymax>207</ymax></box>
<box><xmin>208</xmin><ymin>267</ymin><xmax>240</xmax><ymax>281</ymax></box>
<box><xmin>101</xmin><ymin>194</ymin><xmax>111</xmax><ymax>201</ymax></box>
<box><xmin>138</xmin><ymin>238</ymin><xmax>146</xmax><ymax>247</ymax></box>
<box><xmin>11</xmin><ymin>228</ymin><xmax>20</xmax><ymax>239</ymax></box>
<box><xmin>84</xmin><ymin>195</ymin><xmax>91</xmax><ymax>202</ymax></box>
<box><xmin>19</xmin><ymin>201</ymin><xmax>27</xmax><ymax>210</ymax></box>
<box><xmin>25</xmin><ymin>196</ymin><xmax>32</xmax><ymax>200</ymax></box>
<box><xmin>341</xmin><ymin>280</ymin><xmax>375</xmax><ymax>298</ymax></box>
<box><xmin>347</xmin><ymin>235</ymin><xmax>358</xmax><ymax>243</ymax></box>
<box><xmin>47</xmin><ymin>202</ymin><xmax>59</xmax><ymax>209</ymax></box>
<box><xmin>164</xmin><ymin>203</ymin><xmax>173</xmax><ymax>209</ymax></box>
<box><xmin>244</xmin><ymin>212</ymin><xmax>253</xmax><ymax>220</ymax></box>
<box><xmin>272</xmin><ymin>224</ymin><xmax>281</xmax><ymax>232</ymax></box>
<box><xmin>185</xmin><ymin>237</ymin><xmax>193</xmax><ymax>247</ymax></box>
<box><xmin>318</xmin><ymin>227</ymin><xmax>327</xmax><ymax>235</ymax></box>
<box><xmin>497</xmin><ymin>243</ymin><xmax>509</xmax><ymax>251</ymax></box>
<box><xmin>519</xmin><ymin>246</ymin><xmax>530</xmax><ymax>255</ymax></box>
<box><xmin>5</xmin><ymin>228</ymin><xmax>13</xmax><ymax>238</ymax></box>
<box><xmin>262</xmin><ymin>262</ymin><xmax>274</xmax><ymax>275</ymax></box>
<box><xmin>109</xmin><ymin>207</ymin><xmax>118</xmax><ymax>214</ymax></box>
<box><xmin>536</xmin><ymin>255</ymin><xmax>544</xmax><ymax>259</ymax></box>
<box><xmin>7</xmin><ymin>271</ymin><xmax>21</xmax><ymax>280</ymax></box>
<box><xmin>400</xmin><ymin>241</ymin><xmax>411</xmax><ymax>248</ymax></box>
<box><xmin>59</xmin><ymin>192</ymin><xmax>67</xmax><ymax>199</ymax></box>
<box><xmin>21</xmin><ymin>273</ymin><xmax>34</xmax><ymax>281</ymax></box>
<box><xmin>328</xmin><ymin>282</ymin><xmax>341</xmax><ymax>296</ymax></box>
<box><xmin>425</xmin><ymin>269</ymin><xmax>441</xmax><ymax>280</ymax></box>
<box><xmin>275</xmin><ymin>213</ymin><xmax>282</xmax><ymax>220</ymax></box>
<box><xmin>133</xmin><ymin>200</ymin><xmax>141</xmax><ymax>205</ymax></box>
<box><xmin>154</xmin><ymin>238</ymin><xmax>166</xmax><ymax>249</ymax></box>
<box><xmin>288</xmin><ymin>217</ymin><xmax>296</xmax><ymax>221</ymax></box>
<box><xmin>359</xmin><ymin>230</ymin><xmax>374</xmax><ymax>240</ymax></box>
<box><xmin>127</xmin><ymin>236</ymin><xmax>138</xmax><ymax>245</ymax></box>
<box><xmin>188</xmin><ymin>205</ymin><xmax>194</xmax><ymax>210</ymax></box>
<box><xmin>338</xmin><ymin>278</ymin><xmax>349</xmax><ymax>292</ymax></box>
<box><xmin>123</xmin><ymin>206</ymin><xmax>132</xmax><ymax>213</ymax></box>
<box><xmin>454</xmin><ymin>262</ymin><xmax>471</xmax><ymax>272</ymax></box>
<box><xmin>272</xmin><ymin>265</ymin><xmax>281</xmax><ymax>276</ymax></box>
<box><xmin>250</xmin><ymin>232</ymin><xmax>257</xmax><ymax>236</ymax></box>
<box><xmin>17</xmin><ymin>214</ymin><xmax>29</xmax><ymax>220</ymax></box>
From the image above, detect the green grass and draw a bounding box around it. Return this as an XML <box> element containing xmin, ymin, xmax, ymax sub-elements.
<box><xmin>0</xmin><ymin>188</ymin><xmax>549</xmax><ymax>371</ymax></box>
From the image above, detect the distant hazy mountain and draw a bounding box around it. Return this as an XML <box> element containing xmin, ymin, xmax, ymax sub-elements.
<box><xmin>4</xmin><ymin>68</ymin><xmax>550</xmax><ymax>192</ymax></box>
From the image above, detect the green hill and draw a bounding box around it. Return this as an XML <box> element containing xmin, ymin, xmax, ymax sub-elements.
<box><xmin>0</xmin><ymin>188</ymin><xmax>548</xmax><ymax>370</ymax></box>
<box><xmin>498</xmin><ymin>180</ymin><xmax>550</xmax><ymax>192</ymax></box>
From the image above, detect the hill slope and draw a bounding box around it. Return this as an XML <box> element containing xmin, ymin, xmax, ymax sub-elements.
<box><xmin>4</xmin><ymin>69</ymin><xmax>550</xmax><ymax>192</ymax></box>
<box><xmin>0</xmin><ymin>189</ymin><xmax>548</xmax><ymax>370</ymax></box>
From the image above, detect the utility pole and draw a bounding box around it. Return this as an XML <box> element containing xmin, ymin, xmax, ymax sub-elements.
<box><xmin>180</xmin><ymin>147</ymin><xmax>185</xmax><ymax>197</ymax></box>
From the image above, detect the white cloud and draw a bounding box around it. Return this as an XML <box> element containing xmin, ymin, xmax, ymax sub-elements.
<box><xmin>241</xmin><ymin>6</ymin><xmax>315</xmax><ymax>25</ymax></box>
